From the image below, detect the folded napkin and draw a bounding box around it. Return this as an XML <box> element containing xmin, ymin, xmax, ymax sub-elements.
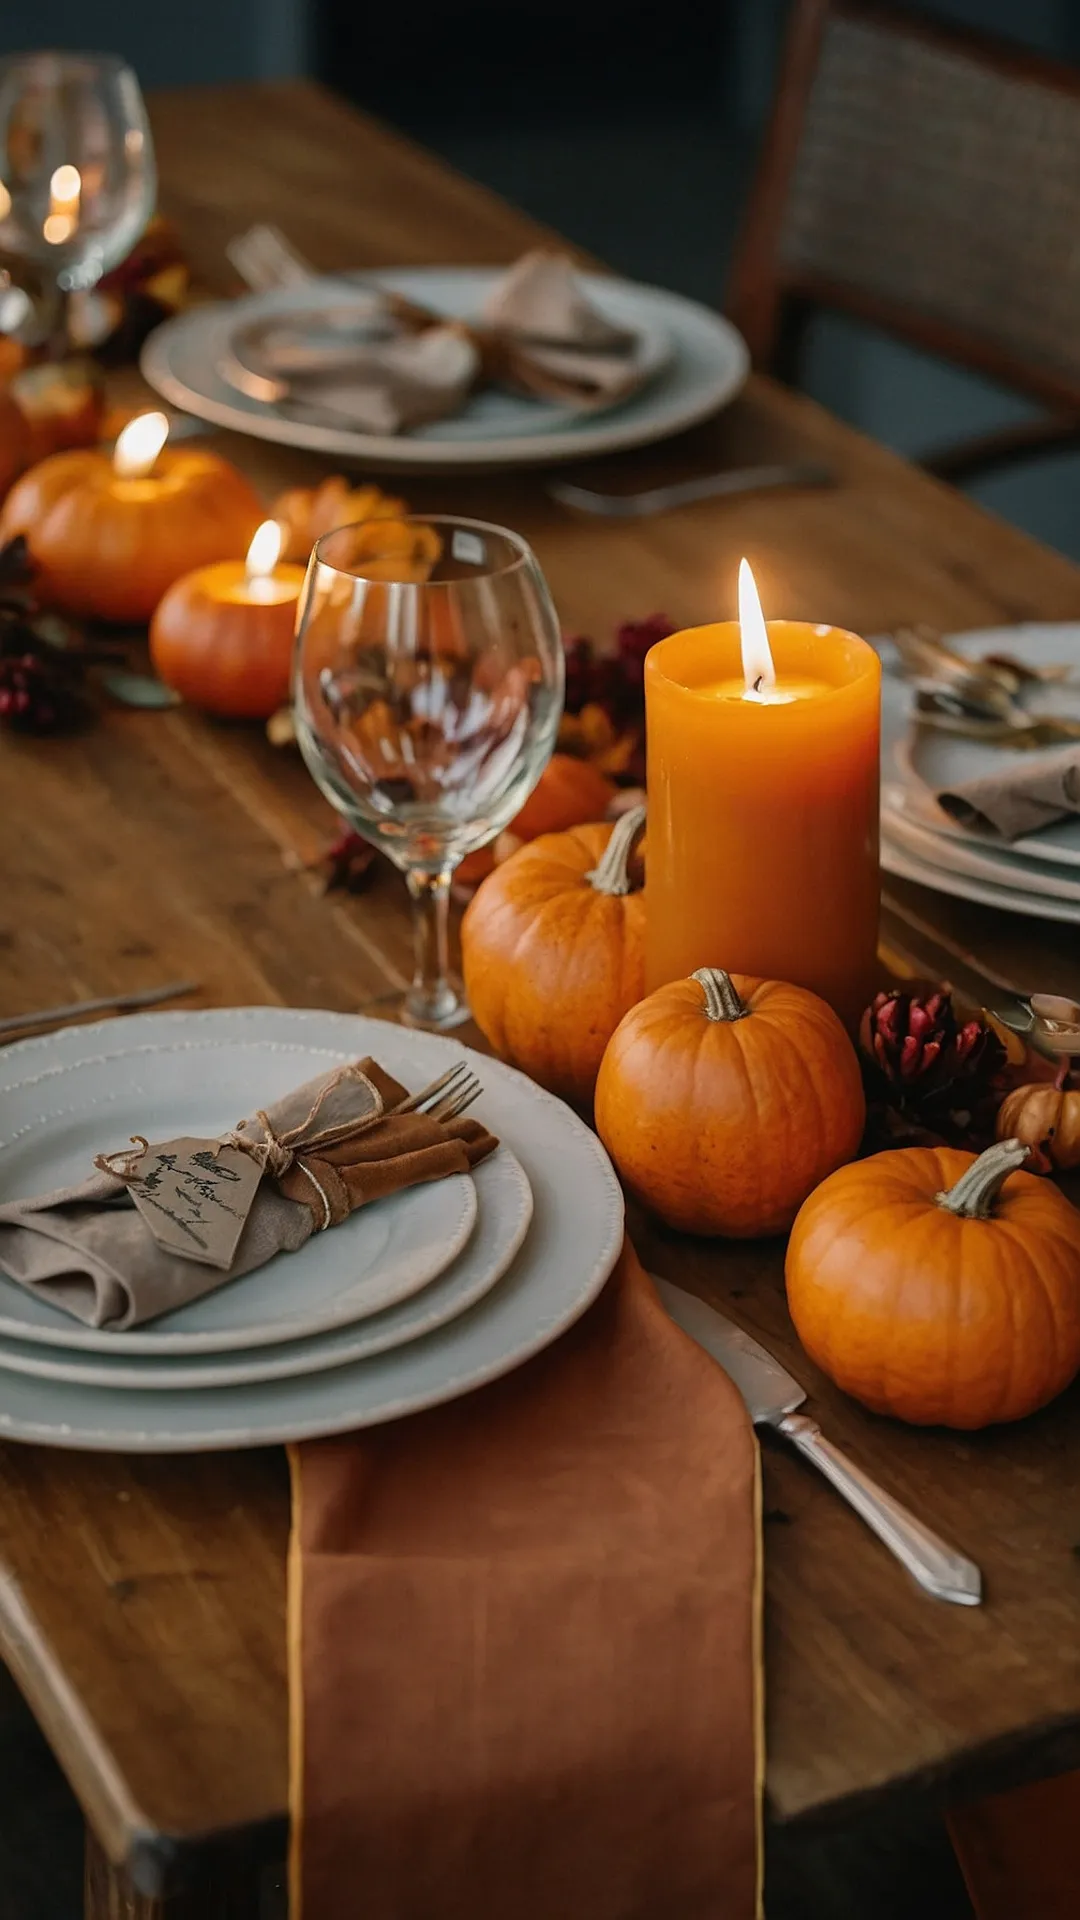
<box><xmin>289</xmin><ymin>1245</ymin><xmax>762</xmax><ymax>1920</ymax></box>
<box><xmin>0</xmin><ymin>1059</ymin><xmax>495</xmax><ymax>1330</ymax></box>
<box><xmin>237</xmin><ymin>250</ymin><xmax>648</xmax><ymax>435</ymax></box>
<box><xmin>936</xmin><ymin>743</ymin><xmax>1080</xmax><ymax>840</ymax></box>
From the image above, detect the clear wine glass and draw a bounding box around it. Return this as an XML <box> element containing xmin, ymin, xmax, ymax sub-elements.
<box><xmin>293</xmin><ymin>515</ymin><xmax>564</xmax><ymax>1030</ymax></box>
<box><xmin>0</xmin><ymin>51</ymin><xmax>155</xmax><ymax>356</ymax></box>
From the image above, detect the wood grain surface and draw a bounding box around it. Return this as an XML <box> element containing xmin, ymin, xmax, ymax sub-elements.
<box><xmin>1</xmin><ymin>77</ymin><xmax>1080</xmax><ymax>1899</ymax></box>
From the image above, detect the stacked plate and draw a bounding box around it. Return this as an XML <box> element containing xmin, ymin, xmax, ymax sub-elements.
<box><xmin>879</xmin><ymin>622</ymin><xmax>1080</xmax><ymax>924</ymax></box>
<box><xmin>0</xmin><ymin>1008</ymin><xmax>624</xmax><ymax>1451</ymax></box>
<box><xmin>141</xmin><ymin>266</ymin><xmax>750</xmax><ymax>472</ymax></box>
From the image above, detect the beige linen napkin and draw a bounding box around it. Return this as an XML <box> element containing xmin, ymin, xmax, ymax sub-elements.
<box><xmin>936</xmin><ymin>743</ymin><xmax>1080</xmax><ymax>839</ymax></box>
<box><xmin>238</xmin><ymin>250</ymin><xmax>647</xmax><ymax>433</ymax></box>
<box><xmin>289</xmin><ymin>1244</ymin><xmax>763</xmax><ymax>1920</ymax></box>
<box><xmin>0</xmin><ymin>1060</ymin><xmax>495</xmax><ymax>1329</ymax></box>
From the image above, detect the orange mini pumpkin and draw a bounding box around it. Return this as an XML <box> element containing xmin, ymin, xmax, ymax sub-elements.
<box><xmin>462</xmin><ymin>805</ymin><xmax>646</xmax><ymax>1107</ymax></box>
<box><xmin>509</xmin><ymin>752</ymin><xmax>616</xmax><ymax>841</ymax></box>
<box><xmin>595</xmin><ymin>967</ymin><xmax>865</xmax><ymax>1236</ymax></box>
<box><xmin>0</xmin><ymin>444</ymin><xmax>263</xmax><ymax>622</ymax></box>
<box><xmin>786</xmin><ymin>1139</ymin><xmax>1080</xmax><ymax>1428</ymax></box>
<box><xmin>150</xmin><ymin>557</ymin><xmax>307</xmax><ymax>719</ymax></box>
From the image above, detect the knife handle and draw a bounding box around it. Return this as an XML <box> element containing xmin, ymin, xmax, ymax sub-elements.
<box><xmin>775</xmin><ymin>1413</ymin><xmax>982</xmax><ymax>1607</ymax></box>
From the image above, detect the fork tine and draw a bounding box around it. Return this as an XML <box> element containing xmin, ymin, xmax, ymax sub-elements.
<box><xmin>428</xmin><ymin>1078</ymin><xmax>483</xmax><ymax>1123</ymax></box>
<box><xmin>392</xmin><ymin>1062</ymin><xmax>469</xmax><ymax>1117</ymax></box>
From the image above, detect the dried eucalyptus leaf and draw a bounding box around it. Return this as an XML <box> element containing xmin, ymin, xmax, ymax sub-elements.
<box><xmin>101</xmin><ymin>668</ymin><xmax>182</xmax><ymax>709</ymax></box>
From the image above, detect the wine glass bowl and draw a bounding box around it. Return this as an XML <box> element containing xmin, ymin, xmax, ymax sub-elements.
<box><xmin>0</xmin><ymin>51</ymin><xmax>155</xmax><ymax>347</ymax></box>
<box><xmin>293</xmin><ymin>515</ymin><xmax>564</xmax><ymax>1029</ymax></box>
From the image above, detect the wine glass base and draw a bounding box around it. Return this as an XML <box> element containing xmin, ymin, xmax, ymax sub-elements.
<box><xmin>400</xmin><ymin>976</ymin><xmax>471</xmax><ymax>1032</ymax></box>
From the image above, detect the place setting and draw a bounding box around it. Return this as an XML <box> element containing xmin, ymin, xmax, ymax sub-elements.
<box><xmin>878</xmin><ymin>619</ymin><xmax>1080</xmax><ymax>928</ymax></box>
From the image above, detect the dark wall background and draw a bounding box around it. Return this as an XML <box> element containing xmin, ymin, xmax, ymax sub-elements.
<box><xmin>7</xmin><ymin>0</ymin><xmax>1080</xmax><ymax>557</ymax></box>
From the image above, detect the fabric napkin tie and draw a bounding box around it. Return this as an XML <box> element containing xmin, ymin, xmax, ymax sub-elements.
<box><xmin>234</xmin><ymin>250</ymin><xmax>648</xmax><ymax>435</ymax></box>
<box><xmin>936</xmin><ymin>742</ymin><xmax>1080</xmax><ymax>840</ymax></box>
<box><xmin>0</xmin><ymin>1059</ymin><xmax>496</xmax><ymax>1329</ymax></box>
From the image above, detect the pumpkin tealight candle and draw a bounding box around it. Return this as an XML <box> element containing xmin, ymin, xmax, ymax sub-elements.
<box><xmin>644</xmin><ymin>561</ymin><xmax>880</xmax><ymax>1030</ymax></box>
<box><xmin>150</xmin><ymin>519</ymin><xmax>307</xmax><ymax>718</ymax></box>
<box><xmin>0</xmin><ymin>410</ymin><xmax>264</xmax><ymax>623</ymax></box>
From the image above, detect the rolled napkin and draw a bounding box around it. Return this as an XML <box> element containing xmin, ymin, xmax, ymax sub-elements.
<box><xmin>289</xmin><ymin>1245</ymin><xmax>762</xmax><ymax>1920</ymax></box>
<box><xmin>0</xmin><ymin>1059</ymin><xmax>496</xmax><ymax>1330</ymax></box>
<box><xmin>234</xmin><ymin>250</ymin><xmax>648</xmax><ymax>434</ymax></box>
<box><xmin>936</xmin><ymin>743</ymin><xmax>1080</xmax><ymax>840</ymax></box>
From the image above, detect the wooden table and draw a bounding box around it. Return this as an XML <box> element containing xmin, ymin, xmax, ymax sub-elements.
<box><xmin>3</xmin><ymin>78</ymin><xmax>1080</xmax><ymax>1919</ymax></box>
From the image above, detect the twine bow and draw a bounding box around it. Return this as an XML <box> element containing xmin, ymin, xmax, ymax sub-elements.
<box><xmin>94</xmin><ymin>1065</ymin><xmax>388</xmax><ymax>1232</ymax></box>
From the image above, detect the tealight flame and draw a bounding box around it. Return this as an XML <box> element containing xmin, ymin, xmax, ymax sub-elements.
<box><xmin>43</xmin><ymin>163</ymin><xmax>81</xmax><ymax>244</ymax></box>
<box><xmin>112</xmin><ymin>411</ymin><xmax>170</xmax><ymax>479</ymax></box>
<box><xmin>738</xmin><ymin>559</ymin><xmax>775</xmax><ymax>702</ymax></box>
<box><xmin>0</xmin><ymin>180</ymin><xmax>11</xmax><ymax>223</ymax></box>
<box><xmin>246</xmin><ymin>519</ymin><xmax>284</xmax><ymax>582</ymax></box>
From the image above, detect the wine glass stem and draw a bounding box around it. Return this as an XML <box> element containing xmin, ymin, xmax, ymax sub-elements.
<box><xmin>44</xmin><ymin>286</ymin><xmax>72</xmax><ymax>362</ymax></box>
<box><xmin>404</xmin><ymin>868</ymin><xmax>467</xmax><ymax>1029</ymax></box>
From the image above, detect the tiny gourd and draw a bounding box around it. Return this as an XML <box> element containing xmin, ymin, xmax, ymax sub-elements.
<box><xmin>786</xmin><ymin>1138</ymin><xmax>1080</xmax><ymax>1427</ymax></box>
<box><xmin>594</xmin><ymin>966</ymin><xmax>866</xmax><ymax>1236</ymax></box>
<box><xmin>996</xmin><ymin>1061</ymin><xmax>1080</xmax><ymax>1171</ymax></box>
<box><xmin>0</xmin><ymin>445</ymin><xmax>263</xmax><ymax>623</ymax></box>
<box><xmin>462</xmin><ymin>804</ymin><xmax>646</xmax><ymax>1107</ymax></box>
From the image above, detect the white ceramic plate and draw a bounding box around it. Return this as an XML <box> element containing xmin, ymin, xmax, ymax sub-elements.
<box><xmin>882</xmin><ymin>829</ymin><xmax>1080</xmax><ymax>924</ymax></box>
<box><xmin>0</xmin><ymin>1010</ymin><xmax>623</xmax><ymax>1449</ymax></box>
<box><xmin>884</xmin><ymin>789</ymin><xmax>1080</xmax><ymax>904</ymax></box>
<box><xmin>141</xmin><ymin>267</ymin><xmax>750</xmax><ymax>471</ymax></box>
<box><xmin>878</xmin><ymin>622</ymin><xmax>1080</xmax><ymax>915</ymax></box>
<box><xmin>0</xmin><ymin>1143</ymin><xmax>532</xmax><ymax>1390</ymax></box>
<box><xmin>0</xmin><ymin>1040</ymin><xmax>480</xmax><ymax>1353</ymax></box>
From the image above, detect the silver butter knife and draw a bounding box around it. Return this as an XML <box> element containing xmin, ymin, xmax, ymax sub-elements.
<box><xmin>653</xmin><ymin>1277</ymin><xmax>981</xmax><ymax>1607</ymax></box>
<box><xmin>547</xmin><ymin>461</ymin><xmax>835</xmax><ymax>520</ymax></box>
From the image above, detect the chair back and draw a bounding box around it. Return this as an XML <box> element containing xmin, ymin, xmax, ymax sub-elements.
<box><xmin>728</xmin><ymin>0</ymin><xmax>1080</xmax><ymax>410</ymax></box>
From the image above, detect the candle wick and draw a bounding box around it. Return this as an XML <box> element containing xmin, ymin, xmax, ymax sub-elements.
<box><xmin>752</xmin><ymin>673</ymin><xmax>764</xmax><ymax>694</ymax></box>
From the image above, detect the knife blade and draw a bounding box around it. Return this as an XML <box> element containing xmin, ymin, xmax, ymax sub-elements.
<box><xmin>653</xmin><ymin>1277</ymin><xmax>982</xmax><ymax>1607</ymax></box>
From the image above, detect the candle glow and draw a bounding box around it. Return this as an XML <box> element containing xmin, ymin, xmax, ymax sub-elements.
<box><xmin>112</xmin><ymin>411</ymin><xmax>170</xmax><ymax>480</ymax></box>
<box><xmin>738</xmin><ymin>558</ymin><xmax>775</xmax><ymax>701</ymax></box>
<box><xmin>43</xmin><ymin>163</ymin><xmax>81</xmax><ymax>245</ymax></box>
<box><xmin>246</xmin><ymin>519</ymin><xmax>284</xmax><ymax>582</ymax></box>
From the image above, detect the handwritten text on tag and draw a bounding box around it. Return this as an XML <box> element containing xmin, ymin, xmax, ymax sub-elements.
<box><xmin>125</xmin><ymin>1138</ymin><xmax>262</xmax><ymax>1269</ymax></box>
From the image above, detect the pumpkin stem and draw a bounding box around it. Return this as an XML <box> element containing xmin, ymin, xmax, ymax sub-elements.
<box><xmin>692</xmin><ymin>967</ymin><xmax>749</xmax><ymax>1022</ymax></box>
<box><xmin>584</xmin><ymin>804</ymin><xmax>646</xmax><ymax>897</ymax></box>
<box><xmin>936</xmin><ymin>1138</ymin><xmax>1029</xmax><ymax>1218</ymax></box>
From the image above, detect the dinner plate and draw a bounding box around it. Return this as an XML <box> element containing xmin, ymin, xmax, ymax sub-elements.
<box><xmin>0</xmin><ymin>1142</ymin><xmax>532</xmax><ymax>1390</ymax></box>
<box><xmin>0</xmin><ymin>1009</ymin><xmax>623</xmax><ymax>1448</ymax></box>
<box><xmin>878</xmin><ymin>622</ymin><xmax>1080</xmax><ymax>916</ymax></box>
<box><xmin>0</xmin><ymin>1040</ymin><xmax>481</xmax><ymax>1354</ymax></box>
<box><xmin>141</xmin><ymin>267</ymin><xmax>750</xmax><ymax>471</ymax></box>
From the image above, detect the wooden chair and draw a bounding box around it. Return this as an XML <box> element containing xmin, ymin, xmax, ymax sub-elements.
<box><xmin>727</xmin><ymin>0</ymin><xmax>1080</xmax><ymax>480</ymax></box>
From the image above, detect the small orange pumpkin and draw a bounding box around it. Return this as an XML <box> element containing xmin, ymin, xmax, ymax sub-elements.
<box><xmin>509</xmin><ymin>752</ymin><xmax>615</xmax><ymax>842</ymax></box>
<box><xmin>996</xmin><ymin>1061</ymin><xmax>1080</xmax><ymax>1171</ymax></box>
<box><xmin>595</xmin><ymin>967</ymin><xmax>865</xmax><ymax>1236</ymax></box>
<box><xmin>786</xmin><ymin>1139</ymin><xmax>1080</xmax><ymax>1427</ymax></box>
<box><xmin>0</xmin><ymin>445</ymin><xmax>263</xmax><ymax>622</ymax></box>
<box><xmin>149</xmin><ymin>559</ymin><xmax>307</xmax><ymax>719</ymax></box>
<box><xmin>462</xmin><ymin>804</ymin><xmax>646</xmax><ymax>1106</ymax></box>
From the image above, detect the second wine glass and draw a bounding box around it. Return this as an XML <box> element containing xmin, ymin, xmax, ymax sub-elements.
<box><xmin>293</xmin><ymin>515</ymin><xmax>564</xmax><ymax>1030</ymax></box>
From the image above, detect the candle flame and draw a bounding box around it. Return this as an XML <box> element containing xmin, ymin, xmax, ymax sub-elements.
<box><xmin>245</xmin><ymin>519</ymin><xmax>283</xmax><ymax>581</ymax></box>
<box><xmin>0</xmin><ymin>180</ymin><xmax>11</xmax><ymax>223</ymax></box>
<box><xmin>112</xmin><ymin>411</ymin><xmax>170</xmax><ymax>479</ymax></box>
<box><xmin>738</xmin><ymin>559</ymin><xmax>775</xmax><ymax>699</ymax></box>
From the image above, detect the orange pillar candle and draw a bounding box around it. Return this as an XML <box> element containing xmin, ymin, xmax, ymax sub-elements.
<box><xmin>645</xmin><ymin>561</ymin><xmax>880</xmax><ymax>1030</ymax></box>
<box><xmin>150</xmin><ymin>520</ymin><xmax>306</xmax><ymax>718</ymax></box>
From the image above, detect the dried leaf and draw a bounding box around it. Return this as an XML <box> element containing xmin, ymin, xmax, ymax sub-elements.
<box><xmin>101</xmin><ymin>669</ymin><xmax>182</xmax><ymax>709</ymax></box>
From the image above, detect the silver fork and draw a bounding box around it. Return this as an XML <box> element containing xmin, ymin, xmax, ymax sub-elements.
<box><xmin>226</xmin><ymin>223</ymin><xmax>316</xmax><ymax>291</ymax></box>
<box><xmin>390</xmin><ymin>1062</ymin><xmax>483</xmax><ymax>1122</ymax></box>
<box><xmin>547</xmin><ymin>461</ymin><xmax>835</xmax><ymax>520</ymax></box>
